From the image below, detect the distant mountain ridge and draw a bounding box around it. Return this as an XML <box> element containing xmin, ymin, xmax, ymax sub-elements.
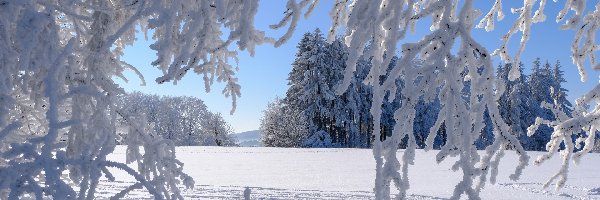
<box><xmin>233</xmin><ymin>130</ymin><xmax>261</xmax><ymax>147</ymax></box>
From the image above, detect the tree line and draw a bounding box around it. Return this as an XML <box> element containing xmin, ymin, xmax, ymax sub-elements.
<box><xmin>261</xmin><ymin>29</ymin><xmax>575</xmax><ymax>151</ymax></box>
<box><xmin>117</xmin><ymin>92</ymin><xmax>237</xmax><ymax>146</ymax></box>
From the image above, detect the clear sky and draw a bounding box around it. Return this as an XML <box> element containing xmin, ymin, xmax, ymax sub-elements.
<box><xmin>116</xmin><ymin>1</ymin><xmax>600</xmax><ymax>133</ymax></box>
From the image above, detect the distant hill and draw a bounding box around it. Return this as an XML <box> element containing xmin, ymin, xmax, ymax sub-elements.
<box><xmin>233</xmin><ymin>130</ymin><xmax>261</xmax><ymax>147</ymax></box>
<box><xmin>238</xmin><ymin>140</ymin><xmax>261</xmax><ymax>147</ymax></box>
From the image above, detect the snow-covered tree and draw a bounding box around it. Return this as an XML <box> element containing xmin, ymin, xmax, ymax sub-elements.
<box><xmin>529</xmin><ymin>59</ymin><xmax>551</xmax><ymax>105</ymax></box>
<box><xmin>350</xmin><ymin>54</ymin><xmax>376</xmax><ymax>148</ymax></box>
<box><xmin>497</xmin><ymin>62</ymin><xmax>536</xmax><ymax>150</ymax></box>
<box><xmin>202</xmin><ymin>112</ymin><xmax>237</xmax><ymax>147</ymax></box>
<box><xmin>328</xmin><ymin>42</ymin><xmax>376</xmax><ymax>148</ymax></box>
<box><xmin>284</xmin><ymin>30</ymin><xmax>331</xmax><ymax>138</ymax></box>
<box><xmin>528</xmin><ymin>59</ymin><xmax>557</xmax><ymax>150</ymax></box>
<box><xmin>551</xmin><ymin>60</ymin><xmax>572</xmax><ymax>117</ymax></box>
<box><xmin>298</xmin><ymin>29</ymin><xmax>338</xmax><ymax>137</ymax></box>
<box><xmin>285</xmin><ymin>32</ymin><xmax>314</xmax><ymax>112</ymax></box>
<box><xmin>117</xmin><ymin>92</ymin><xmax>237</xmax><ymax>146</ymax></box>
<box><xmin>413</xmin><ymin>99</ymin><xmax>443</xmax><ymax>149</ymax></box>
<box><xmin>303</xmin><ymin>130</ymin><xmax>333</xmax><ymax>148</ymax></box>
<box><xmin>475</xmin><ymin>108</ymin><xmax>495</xmax><ymax>149</ymax></box>
<box><xmin>260</xmin><ymin>98</ymin><xmax>307</xmax><ymax>147</ymax></box>
<box><xmin>379</xmin><ymin>56</ymin><xmax>402</xmax><ymax>143</ymax></box>
<box><xmin>285</xmin><ymin>30</ymin><xmax>362</xmax><ymax>147</ymax></box>
<box><xmin>327</xmin><ymin>38</ymin><xmax>350</xmax><ymax>146</ymax></box>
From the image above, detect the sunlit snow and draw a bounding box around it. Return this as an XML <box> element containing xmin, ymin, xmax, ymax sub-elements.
<box><xmin>100</xmin><ymin>146</ymin><xmax>600</xmax><ymax>199</ymax></box>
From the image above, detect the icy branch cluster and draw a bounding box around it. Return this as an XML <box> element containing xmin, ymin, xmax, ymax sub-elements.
<box><xmin>482</xmin><ymin>0</ymin><xmax>600</xmax><ymax>193</ymax></box>
<box><xmin>0</xmin><ymin>0</ymin><xmax>289</xmax><ymax>199</ymax></box>
<box><xmin>326</xmin><ymin>0</ymin><xmax>599</xmax><ymax>199</ymax></box>
<box><xmin>1</xmin><ymin>0</ymin><xmax>599</xmax><ymax>199</ymax></box>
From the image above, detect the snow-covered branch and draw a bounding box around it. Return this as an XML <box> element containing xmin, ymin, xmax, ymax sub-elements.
<box><xmin>331</xmin><ymin>0</ymin><xmax>597</xmax><ymax>199</ymax></box>
<box><xmin>0</xmin><ymin>0</ymin><xmax>274</xmax><ymax>198</ymax></box>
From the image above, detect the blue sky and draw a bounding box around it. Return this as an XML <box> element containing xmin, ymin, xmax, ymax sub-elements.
<box><xmin>116</xmin><ymin>1</ymin><xmax>599</xmax><ymax>133</ymax></box>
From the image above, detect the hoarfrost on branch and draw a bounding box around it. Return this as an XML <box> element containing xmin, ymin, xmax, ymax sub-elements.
<box><xmin>0</xmin><ymin>0</ymin><xmax>301</xmax><ymax>199</ymax></box>
<box><xmin>1</xmin><ymin>0</ymin><xmax>599</xmax><ymax>199</ymax></box>
<box><xmin>328</xmin><ymin>0</ymin><xmax>600</xmax><ymax>199</ymax></box>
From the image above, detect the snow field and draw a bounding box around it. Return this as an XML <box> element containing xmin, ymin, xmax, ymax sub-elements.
<box><xmin>101</xmin><ymin>146</ymin><xmax>600</xmax><ymax>199</ymax></box>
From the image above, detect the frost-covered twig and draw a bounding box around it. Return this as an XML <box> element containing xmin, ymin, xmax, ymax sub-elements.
<box><xmin>334</xmin><ymin>0</ymin><xmax>530</xmax><ymax>199</ymax></box>
<box><xmin>0</xmin><ymin>0</ymin><xmax>268</xmax><ymax>199</ymax></box>
<box><xmin>330</xmin><ymin>0</ymin><xmax>600</xmax><ymax>198</ymax></box>
<box><xmin>270</xmin><ymin>0</ymin><xmax>320</xmax><ymax>47</ymax></box>
<box><xmin>482</xmin><ymin>0</ymin><xmax>549</xmax><ymax>81</ymax></box>
<box><xmin>527</xmin><ymin>86</ymin><xmax>600</xmax><ymax>190</ymax></box>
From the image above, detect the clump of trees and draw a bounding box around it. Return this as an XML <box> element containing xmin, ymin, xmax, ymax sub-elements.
<box><xmin>493</xmin><ymin>59</ymin><xmax>573</xmax><ymax>151</ymax></box>
<box><xmin>261</xmin><ymin>29</ymin><xmax>574</xmax><ymax>153</ymax></box>
<box><xmin>259</xmin><ymin>98</ymin><xmax>307</xmax><ymax>147</ymax></box>
<box><xmin>261</xmin><ymin>29</ymin><xmax>374</xmax><ymax>148</ymax></box>
<box><xmin>117</xmin><ymin>92</ymin><xmax>237</xmax><ymax>146</ymax></box>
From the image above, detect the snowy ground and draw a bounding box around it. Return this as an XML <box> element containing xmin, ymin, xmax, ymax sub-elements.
<box><xmin>101</xmin><ymin>146</ymin><xmax>600</xmax><ymax>199</ymax></box>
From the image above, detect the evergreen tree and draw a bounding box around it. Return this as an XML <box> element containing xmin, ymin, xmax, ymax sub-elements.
<box><xmin>497</xmin><ymin>62</ymin><xmax>535</xmax><ymax>150</ymax></box>
<box><xmin>285</xmin><ymin>29</ymin><xmax>335</xmax><ymax>140</ymax></box>
<box><xmin>380</xmin><ymin>56</ymin><xmax>401</xmax><ymax>142</ymax></box>
<box><xmin>327</xmin><ymin>39</ymin><xmax>349</xmax><ymax>146</ymax></box>
<box><xmin>284</xmin><ymin>30</ymin><xmax>376</xmax><ymax>147</ymax></box>
<box><xmin>413</xmin><ymin>99</ymin><xmax>443</xmax><ymax>148</ymax></box>
<box><xmin>551</xmin><ymin>60</ymin><xmax>572</xmax><ymax>116</ymax></box>
<box><xmin>302</xmin><ymin>29</ymin><xmax>337</xmax><ymax>137</ymax></box>
<box><xmin>528</xmin><ymin>59</ymin><xmax>556</xmax><ymax>150</ymax></box>
<box><xmin>285</xmin><ymin>32</ymin><xmax>314</xmax><ymax>112</ymax></box>
<box><xmin>475</xmin><ymin>108</ymin><xmax>495</xmax><ymax>149</ymax></box>
<box><xmin>350</xmin><ymin>52</ymin><xmax>375</xmax><ymax>147</ymax></box>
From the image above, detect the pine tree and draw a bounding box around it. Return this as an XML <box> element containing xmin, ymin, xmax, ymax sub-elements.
<box><xmin>285</xmin><ymin>32</ymin><xmax>314</xmax><ymax>112</ymax></box>
<box><xmin>497</xmin><ymin>62</ymin><xmax>536</xmax><ymax>150</ymax></box>
<box><xmin>351</xmin><ymin>52</ymin><xmax>375</xmax><ymax>148</ymax></box>
<box><xmin>510</xmin><ymin>63</ymin><xmax>536</xmax><ymax>150</ymax></box>
<box><xmin>283</xmin><ymin>31</ymin><xmax>379</xmax><ymax>148</ymax></box>
<box><xmin>286</xmin><ymin>30</ymin><xmax>367</xmax><ymax>147</ymax></box>
<box><xmin>380</xmin><ymin>55</ymin><xmax>401</xmax><ymax>142</ymax></box>
<box><xmin>551</xmin><ymin>60</ymin><xmax>572</xmax><ymax>116</ymax></box>
<box><xmin>413</xmin><ymin>99</ymin><xmax>443</xmax><ymax>148</ymax></box>
<box><xmin>285</xmin><ymin>29</ymin><xmax>335</xmax><ymax>141</ymax></box>
<box><xmin>528</xmin><ymin>59</ymin><xmax>556</xmax><ymax>150</ymax></box>
<box><xmin>302</xmin><ymin>29</ymin><xmax>337</xmax><ymax>137</ymax></box>
<box><xmin>475</xmin><ymin>108</ymin><xmax>495</xmax><ymax>149</ymax></box>
<box><xmin>327</xmin><ymin>38</ymin><xmax>349</xmax><ymax>146</ymax></box>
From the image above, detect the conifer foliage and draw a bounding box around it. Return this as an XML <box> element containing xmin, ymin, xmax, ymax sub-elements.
<box><xmin>262</xmin><ymin>30</ymin><xmax>374</xmax><ymax>148</ymax></box>
<box><xmin>263</xmin><ymin>30</ymin><xmax>446</xmax><ymax>149</ymax></box>
<box><xmin>263</xmin><ymin>28</ymin><xmax>575</xmax><ymax>156</ymax></box>
<box><xmin>495</xmin><ymin>60</ymin><xmax>573</xmax><ymax>151</ymax></box>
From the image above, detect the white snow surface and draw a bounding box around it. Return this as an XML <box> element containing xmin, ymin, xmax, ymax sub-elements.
<box><xmin>101</xmin><ymin>146</ymin><xmax>600</xmax><ymax>199</ymax></box>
